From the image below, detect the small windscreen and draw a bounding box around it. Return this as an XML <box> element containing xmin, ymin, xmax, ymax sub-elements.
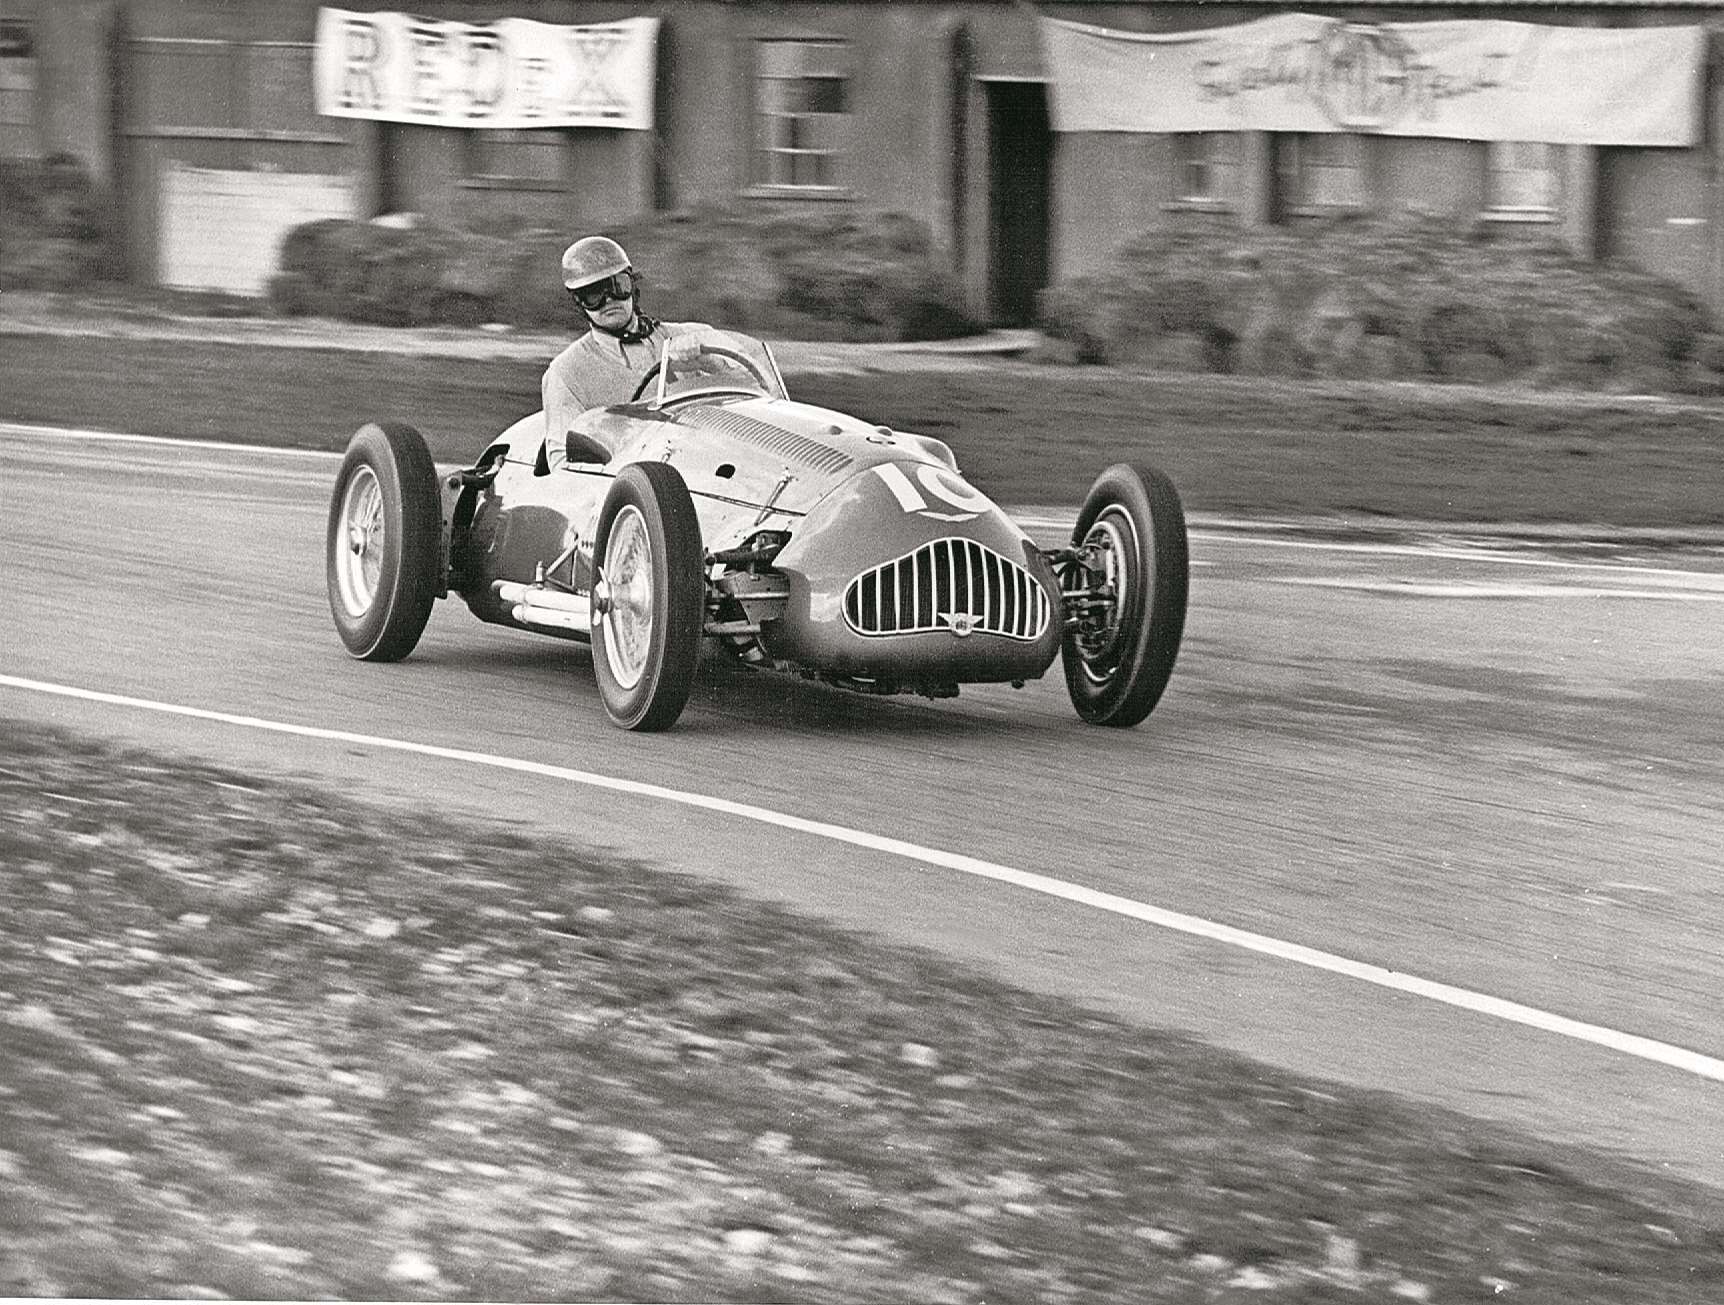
<box><xmin>657</xmin><ymin>333</ymin><xmax>786</xmax><ymax>403</ymax></box>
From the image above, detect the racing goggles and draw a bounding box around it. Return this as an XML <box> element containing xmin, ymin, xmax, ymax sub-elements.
<box><xmin>570</xmin><ymin>270</ymin><xmax>637</xmax><ymax>310</ymax></box>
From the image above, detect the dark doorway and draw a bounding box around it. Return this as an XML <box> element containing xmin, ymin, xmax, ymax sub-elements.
<box><xmin>373</xmin><ymin>122</ymin><xmax>403</xmax><ymax>216</ymax></box>
<box><xmin>985</xmin><ymin>80</ymin><xmax>1051</xmax><ymax>326</ymax></box>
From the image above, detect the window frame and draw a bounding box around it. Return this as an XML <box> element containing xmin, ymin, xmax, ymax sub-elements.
<box><xmin>121</xmin><ymin>36</ymin><xmax>345</xmax><ymax>144</ymax></box>
<box><xmin>1168</xmin><ymin>131</ymin><xmax>1241</xmax><ymax>210</ymax></box>
<box><xmin>1482</xmin><ymin>140</ymin><xmax>1562</xmax><ymax>222</ymax></box>
<box><xmin>747</xmin><ymin>35</ymin><xmax>853</xmax><ymax>199</ymax></box>
<box><xmin>0</xmin><ymin>13</ymin><xmax>39</xmax><ymax>136</ymax></box>
<box><xmin>458</xmin><ymin>126</ymin><xmax>571</xmax><ymax>193</ymax></box>
<box><xmin>1277</xmin><ymin>132</ymin><xmax>1367</xmax><ymax>216</ymax></box>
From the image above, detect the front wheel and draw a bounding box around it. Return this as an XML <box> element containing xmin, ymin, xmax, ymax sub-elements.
<box><xmin>590</xmin><ymin>463</ymin><xmax>707</xmax><ymax>731</ymax></box>
<box><xmin>326</xmin><ymin>422</ymin><xmax>442</xmax><ymax>661</ymax></box>
<box><xmin>1059</xmin><ymin>463</ymin><xmax>1189</xmax><ymax>727</ymax></box>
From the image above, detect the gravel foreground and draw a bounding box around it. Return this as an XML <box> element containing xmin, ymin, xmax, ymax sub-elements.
<box><xmin>2</xmin><ymin>722</ymin><xmax>1721</xmax><ymax>1303</ymax></box>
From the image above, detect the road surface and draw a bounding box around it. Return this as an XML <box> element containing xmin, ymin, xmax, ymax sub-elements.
<box><xmin>4</xmin><ymin>423</ymin><xmax>1721</xmax><ymax>1206</ymax></box>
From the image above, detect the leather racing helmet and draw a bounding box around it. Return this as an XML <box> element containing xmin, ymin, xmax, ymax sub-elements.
<box><xmin>561</xmin><ymin>235</ymin><xmax>631</xmax><ymax>290</ymax></box>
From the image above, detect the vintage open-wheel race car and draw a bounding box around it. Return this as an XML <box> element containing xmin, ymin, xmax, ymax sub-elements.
<box><xmin>326</xmin><ymin>332</ymin><xmax>1187</xmax><ymax>731</ymax></box>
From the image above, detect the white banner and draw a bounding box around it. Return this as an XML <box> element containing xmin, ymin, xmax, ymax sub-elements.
<box><xmin>1039</xmin><ymin>13</ymin><xmax>1706</xmax><ymax>147</ymax></box>
<box><xmin>313</xmin><ymin>8</ymin><xmax>659</xmax><ymax>130</ymax></box>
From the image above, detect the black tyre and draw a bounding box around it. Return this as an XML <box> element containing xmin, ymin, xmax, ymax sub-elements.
<box><xmin>1060</xmin><ymin>462</ymin><xmax>1189</xmax><ymax>727</ymax></box>
<box><xmin>590</xmin><ymin>462</ymin><xmax>707</xmax><ymax>731</ymax></box>
<box><xmin>326</xmin><ymin>421</ymin><xmax>442</xmax><ymax>661</ymax></box>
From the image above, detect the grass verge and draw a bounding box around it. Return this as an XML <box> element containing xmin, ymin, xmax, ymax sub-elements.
<box><xmin>4</xmin><ymin>331</ymin><xmax>1724</xmax><ymax>528</ymax></box>
<box><xmin>2</xmin><ymin>721</ymin><xmax>1721</xmax><ymax>1302</ymax></box>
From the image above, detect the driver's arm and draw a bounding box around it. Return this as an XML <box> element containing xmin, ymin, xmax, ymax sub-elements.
<box><xmin>543</xmin><ymin>356</ymin><xmax>587</xmax><ymax>440</ymax></box>
<box><xmin>661</xmin><ymin>323</ymin><xmax>726</xmax><ymax>365</ymax></box>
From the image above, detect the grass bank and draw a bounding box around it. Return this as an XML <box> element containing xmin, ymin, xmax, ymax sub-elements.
<box><xmin>2</xmin><ymin>722</ymin><xmax>1720</xmax><ymax>1301</ymax></box>
<box><xmin>4</xmin><ymin>328</ymin><xmax>1723</xmax><ymax>528</ymax></box>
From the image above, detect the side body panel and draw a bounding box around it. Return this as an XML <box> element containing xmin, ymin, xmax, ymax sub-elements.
<box><xmin>451</xmin><ymin>394</ymin><xmax>1064</xmax><ymax>685</ymax></box>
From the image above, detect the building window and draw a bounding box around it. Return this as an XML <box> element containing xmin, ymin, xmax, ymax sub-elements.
<box><xmin>1172</xmin><ymin>132</ymin><xmax>1240</xmax><ymax>205</ymax></box>
<box><xmin>1486</xmin><ymin>141</ymin><xmax>1561</xmax><ymax>216</ymax></box>
<box><xmin>753</xmin><ymin>38</ymin><xmax>850</xmax><ymax>190</ymax></box>
<box><xmin>0</xmin><ymin>14</ymin><xmax>37</xmax><ymax>136</ymax></box>
<box><xmin>1277</xmin><ymin>133</ymin><xmax>1365</xmax><ymax>212</ymax></box>
<box><xmin>462</xmin><ymin>128</ymin><xmax>566</xmax><ymax>190</ymax></box>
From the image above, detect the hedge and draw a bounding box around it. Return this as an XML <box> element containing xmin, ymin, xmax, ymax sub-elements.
<box><xmin>268</xmin><ymin>206</ymin><xmax>979</xmax><ymax>342</ymax></box>
<box><xmin>1037</xmin><ymin>213</ymin><xmax>1724</xmax><ymax>394</ymax></box>
<box><xmin>0</xmin><ymin>153</ymin><xmax>119</xmax><ymax>291</ymax></box>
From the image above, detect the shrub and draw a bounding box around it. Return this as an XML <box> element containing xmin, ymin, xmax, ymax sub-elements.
<box><xmin>0</xmin><ymin>153</ymin><xmax>119</xmax><ymax>290</ymax></box>
<box><xmin>1039</xmin><ymin>213</ymin><xmax>1718</xmax><ymax>391</ymax></box>
<box><xmin>266</xmin><ymin>205</ymin><xmax>978</xmax><ymax>342</ymax></box>
<box><xmin>270</xmin><ymin>220</ymin><xmax>516</xmax><ymax>327</ymax></box>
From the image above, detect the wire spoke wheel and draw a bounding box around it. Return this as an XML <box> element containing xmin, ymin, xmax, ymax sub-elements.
<box><xmin>590</xmin><ymin>463</ymin><xmax>706</xmax><ymax>731</ymax></box>
<box><xmin>324</xmin><ymin>422</ymin><xmax>442</xmax><ymax>662</ymax></box>
<box><xmin>1059</xmin><ymin>463</ymin><xmax>1189</xmax><ymax>728</ymax></box>
<box><xmin>1069</xmin><ymin>507</ymin><xmax>1143</xmax><ymax>685</ymax></box>
<box><xmin>598</xmin><ymin>506</ymin><xmax>655</xmax><ymax>690</ymax></box>
<box><xmin>333</xmin><ymin>466</ymin><xmax>386</xmax><ymax>618</ymax></box>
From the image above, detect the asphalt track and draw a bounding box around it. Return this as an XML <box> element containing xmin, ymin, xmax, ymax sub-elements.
<box><xmin>4</xmin><ymin>422</ymin><xmax>1722</xmax><ymax>1204</ymax></box>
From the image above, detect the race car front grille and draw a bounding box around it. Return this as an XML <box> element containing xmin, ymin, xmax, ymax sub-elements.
<box><xmin>843</xmin><ymin>538</ymin><xmax>1051</xmax><ymax>641</ymax></box>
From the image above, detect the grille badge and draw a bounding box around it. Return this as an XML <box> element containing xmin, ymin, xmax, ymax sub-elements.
<box><xmin>940</xmin><ymin>612</ymin><xmax>978</xmax><ymax>638</ymax></box>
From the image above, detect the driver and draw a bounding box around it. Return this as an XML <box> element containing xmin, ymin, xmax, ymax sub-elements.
<box><xmin>542</xmin><ymin>235</ymin><xmax>729</xmax><ymax>443</ymax></box>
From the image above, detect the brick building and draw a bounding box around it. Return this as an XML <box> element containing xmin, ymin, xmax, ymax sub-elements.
<box><xmin>5</xmin><ymin>0</ymin><xmax>1721</xmax><ymax>321</ymax></box>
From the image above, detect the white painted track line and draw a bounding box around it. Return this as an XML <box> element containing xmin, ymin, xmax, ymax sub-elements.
<box><xmin>3</xmin><ymin>672</ymin><xmax>1722</xmax><ymax>1085</ymax></box>
<box><xmin>0</xmin><ymin>420</ymin><xmax>344</xmax><ymax>461</ymax></box>
<box><xmin>1278</xmin><ymin>577</ymin><xmax>1724</xmax><ymax>602</ymax></box>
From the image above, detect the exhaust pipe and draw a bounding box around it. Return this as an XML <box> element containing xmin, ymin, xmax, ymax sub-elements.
<box><xmin>494</xmin><ymin>580</ymin><xmax>592</xmax><ymax>633</ymax></box>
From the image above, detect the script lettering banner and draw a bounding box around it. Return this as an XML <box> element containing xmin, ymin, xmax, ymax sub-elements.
<box><xmin>313</xmin><ymin>8</ymin><xmax>659</xmax><ymax>130</ymax></box>
<box><xmin>1039</xmin><ymin>13</ymin><xmax>1706</xmax><ymax>146</ymax></box>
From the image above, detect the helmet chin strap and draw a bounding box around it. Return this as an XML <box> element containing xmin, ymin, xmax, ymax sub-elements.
<box><xmin>593</xmin><ymin>309</ymin><xmax>659</xmax><ymax>345</ymax></box>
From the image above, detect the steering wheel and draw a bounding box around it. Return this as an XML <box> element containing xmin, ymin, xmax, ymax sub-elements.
<box><xmin>629</xmin><ymin>342</ymin><xmax>775</xmax><ymax>405</ymax></box>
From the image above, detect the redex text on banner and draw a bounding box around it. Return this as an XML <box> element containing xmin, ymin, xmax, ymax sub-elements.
<box><xmin>313</xmin><ymin>8</ymin><xmax>659</xmax><ymax>131</ymax></box>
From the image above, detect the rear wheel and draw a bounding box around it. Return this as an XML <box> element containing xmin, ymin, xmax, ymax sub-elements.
<box><xmin>1060</xmin><ymin>463</ymin><xmax>1188</xmax><ymax>727</ymax></box>
<box><xmin>591</xmin><ymin>463</ymin><xmax>706</xmax><ymax>731</ymax></box>
<box><xmin>326</xmin><ymin>422</ymin><xmax>442</xmax><ymax>661</ymax></box>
